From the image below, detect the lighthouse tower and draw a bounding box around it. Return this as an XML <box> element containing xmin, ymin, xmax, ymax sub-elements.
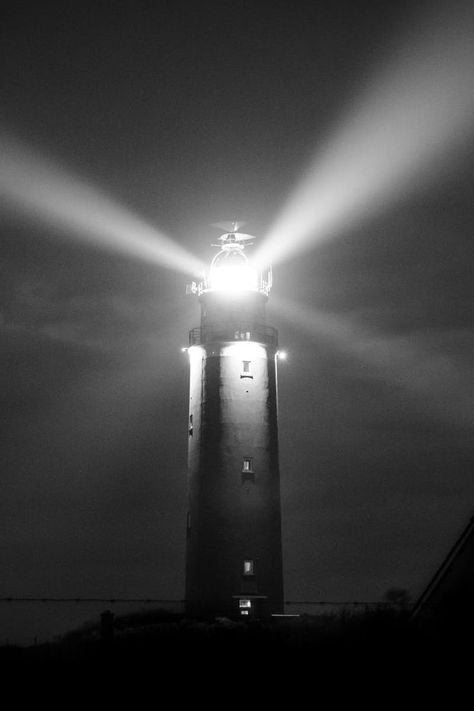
<box><xmin>185</xmin><ymin>229</ymin><xmax>284</xmax><ymax>619</ymax></box>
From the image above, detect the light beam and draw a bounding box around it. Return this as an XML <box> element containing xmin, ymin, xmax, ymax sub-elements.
<box><xmin>273</xmin><ymin>295</ymin><xmax>474</xmax><ymax>431</ymax></box>
<box><xmin>0</xmin><ymin>132</ymin><xmax>205</xmax><ymax>277</ymax></box>
<box><xmin>256</xmin><ymin>2</ymin><xmax>474</xmax><ymax>267</ymax></box>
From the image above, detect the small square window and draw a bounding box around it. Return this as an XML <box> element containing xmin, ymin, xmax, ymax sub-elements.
<box><xmin>240</xmin><ymin>360</ymin><xmax>253</xmax><ymax>379</ymax></box>
<box><xmin>243</xmin><ymin>560</ymin><xmax>254</xmax><ymax>576</ymax></box>
<box><xmin>242</xmin><ymin>457</ymin><xmax>253</xmax><ymax>473</ymax></box>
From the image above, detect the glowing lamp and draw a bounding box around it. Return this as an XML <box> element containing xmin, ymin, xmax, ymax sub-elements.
<box><xmin>190</xmin><ymin>229</ymin><xmax>272</xmax><ymax>297</ymax></box>
<box><xmin>209</xmin><ymin>260</ymin><xmax>258</xmax><ymax>293</ymax></box>
<box><xmin>207</xmin><ymin>237</ymin><xmax>258</xmax><ymax>294</ymax></box>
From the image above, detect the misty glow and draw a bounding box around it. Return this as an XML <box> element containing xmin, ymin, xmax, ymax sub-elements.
<box><xmin>273</xmin><ymin>294</ymin><xmax>474</xmax><ymax>430</ymax></box>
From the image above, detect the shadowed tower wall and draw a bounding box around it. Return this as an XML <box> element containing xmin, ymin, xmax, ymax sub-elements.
<box><xmin>185</xmin><ymin>288</ymin><xmax>284</xmax><ymax>619</ymax></box>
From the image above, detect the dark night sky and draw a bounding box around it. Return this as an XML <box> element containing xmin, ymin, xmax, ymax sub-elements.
<box><xmin>1</xmin><ymin>0</ymin><xmax>473</xmax><ymax>639</ymax></box>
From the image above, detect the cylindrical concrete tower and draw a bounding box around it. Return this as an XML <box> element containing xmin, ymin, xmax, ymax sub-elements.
<box><xmin>185</xmin><ymin>230</ymin><xmax>284</xmax><ymax>619</ymax></box>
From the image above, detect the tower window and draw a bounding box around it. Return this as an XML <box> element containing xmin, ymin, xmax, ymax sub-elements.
<box><xmin>234</xmin><ymin>331</ymin><xmax>251</xmax><ymax>341</ymax></box>
<box><xmin>242</xmin><ymin>457</ymin><xmax>253</xmax><ymax>473</ymax></box>
<box><xmin>240</xmin><ymin>360</ymin><xmax>253</xmax><ymax>379</ymax></box>
<box><xmin>243</xmin><ymin>560</ymin><xmax>254</xmax><ymax>576</ymax></box>
<box><xmin>189</xmin><ymin>414</ymin><xmax>193</xmax><ymax>436</ymax></box>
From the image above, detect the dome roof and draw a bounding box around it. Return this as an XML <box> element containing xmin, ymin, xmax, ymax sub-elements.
<box><xmin>210</xmin><ymin>247</ymin><xmax>248</xmax><ymax>270</ymax></box>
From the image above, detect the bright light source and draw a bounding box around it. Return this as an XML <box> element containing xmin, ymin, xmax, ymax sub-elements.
<box><xmin>199</xmin><ymin>231</ymin><xmax>272</xmax><ymax>297</ymax></box>
<box><xmin>209</xmin><ymin>262</ymin><xmax>258</xmax><ymax>293</ymax></box>
<box><xmin>277</xmin><ymin>350</ymin><xmax>287</xmax><ymax>360</ymax></box>
<box><xmin>181</xmin><ymin>347</ymin><xmax>188</xmax><ymax>352</ymax></box>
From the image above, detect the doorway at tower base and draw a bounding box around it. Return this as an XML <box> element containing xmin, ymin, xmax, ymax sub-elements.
<box><xmin>185</xmin><ymin>595</ymin><xmax>283</xmax><ymax>621</ymax></box>
<box><xmin>235</xmin><ymin>595</ymin><xmax>269</xmax><ymax>620</ymax></box>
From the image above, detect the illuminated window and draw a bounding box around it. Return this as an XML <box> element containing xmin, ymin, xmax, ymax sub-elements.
<box><xmin>240</xmin><ymin>360</ymin><xmax>253</xmax><ymax>379</ymax></box>
<box><xmin>242</xmin><ymin>457</ymin><xmax>253</xmax><ymax>473</ymax></box>
<box><xmin>243</xmin><ymin>560</ymin><xmax>254</xmax><ymax>576</ymax></box>
<box><xmin>239</xmin><ymin>599</ymin><xmax>251</xmax><ymax>609</ymax></box>
<box><xmin>234</xmin><ymin>330</ymin><xmax>251</xmax><ymax>341</ymax></box>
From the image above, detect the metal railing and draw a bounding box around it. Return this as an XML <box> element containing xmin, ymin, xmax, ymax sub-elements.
<box><xmin>189</xmin><ymin>322</ymin><xmax>278</xmax><ymax>347</ymax></box>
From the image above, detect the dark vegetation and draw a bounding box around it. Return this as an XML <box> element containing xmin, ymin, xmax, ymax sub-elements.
<box><xmin>0</xmin><ymin>607</ymin><xmax>470</xmax><ymax>685</ymax></box>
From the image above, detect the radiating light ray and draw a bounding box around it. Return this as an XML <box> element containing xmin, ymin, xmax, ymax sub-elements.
<box><xmin>273</xmin><ymin>295</ymin><xmax>474</xmax><ymax>430</ymax></box>
<box><xmin>256</xmin><ymin>2</ymin><xmax>474</xmax><ymax>267</ymax></box>
<box><xmin>0</xmin><ymin>132</ymin><xmax>205</xmax><ymax>276</ymax></box>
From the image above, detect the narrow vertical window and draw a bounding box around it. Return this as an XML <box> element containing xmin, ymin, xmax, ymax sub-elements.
<box><xmin>242</xmin><ymin>457</ymin><xmax>253</xmax><ymax>473</ymax></box>
<box><xmin>243</xmin><ymin>560</ymin><xmax>254</xmax><ymax>576</ymax></box>
<box><xmin>189</xmin><ymin>413</ymin><xmax>193</xmax><ymax>436</ymax></box>
<box><xmin>241</xmin><ymin>361</ymin><xmax>253</xmax><ymax>379</ymax></box>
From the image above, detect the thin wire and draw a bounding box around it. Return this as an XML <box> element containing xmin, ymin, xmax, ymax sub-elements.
<box><xmin>0</xmin><ymin>597</ymin><xmax>397</xmax><ymax>605</ymax></box>
<box><xmin>0</xmin><ymin>597</ymin><xmax>184</xmax><ymax>603</ymax></box>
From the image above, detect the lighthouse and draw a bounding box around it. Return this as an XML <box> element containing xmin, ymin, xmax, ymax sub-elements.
<box><xmin>185</xmin><ymin>229</ymin><xmax>284</xmax><ymax>619</ymax></box>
